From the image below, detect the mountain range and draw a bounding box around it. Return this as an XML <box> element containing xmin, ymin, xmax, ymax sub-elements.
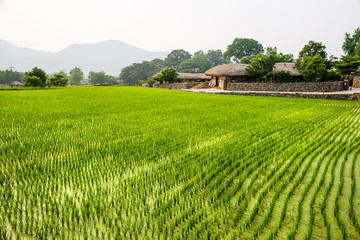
<box><xmin>0</xmin><ymin>39</ymin><xmax>168</xmax><ymax>76</ymax></box>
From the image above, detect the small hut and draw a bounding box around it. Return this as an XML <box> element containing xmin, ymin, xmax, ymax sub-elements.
<box><xmin>205</xmin><ymin>63</ymin><xmax>254</xmax><ymax>89</ymax></box>
<box><xmin>10</xmin><ymin>81</ymin><xmax>23</xmax><ymax>86</ymax></box>
<box><xmin>152</xmin><ymin>72</ymin><xmax>211</xmax><ymax>83</ymax></box>
<box><xmin>270</xmin><ymin>63</ymin><xmax>302</xmax><ymax>81</ymax></box>
<box><xmin>205</xmin><ymin>63</ymin><xmax>303</xmax><ymax>89</ymax></box>
<box><xmin>177</xmin><ymin>73</ymin><xmax>211</xmax><ymax>82</ymax></box>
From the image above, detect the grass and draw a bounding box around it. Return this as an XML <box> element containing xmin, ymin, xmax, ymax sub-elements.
<box><xmin>1</xmin><ymin>86</ymin><xmax>360</xmax><ymax>239</ymax></box>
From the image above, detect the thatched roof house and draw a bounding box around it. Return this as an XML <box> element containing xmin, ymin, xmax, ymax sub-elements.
<box><xmin>205</xmin><ymin>63</ymin><xmax>250</xmax><ymax>77</ymax></box>
<box><xmin>205</xmin><ymin>63</ymin><xmax>302</xmax><ymax>89</ymax></box>
<box><xmin>177</xmin><ymin>73</ymin><xmax>211</xmax><ymax>82</ymax></box>
<box><xmin>152</xmin><ymin>72</ymin><xmax>211</xmax><ymax>83</ymax></box>
<box><xmin>271</xmin><ymin>63</ymin><xmax>301</xmax><ymax>76</ymax></box>
<box><xmin>205</xmin><ymin>63</ymin><xmax>253</xmax><ymax>89</ymax></box>
<box><xmin>10</xmin><ymin>81</ymin><xmax>23</xmax><ymax>86</ymax></box>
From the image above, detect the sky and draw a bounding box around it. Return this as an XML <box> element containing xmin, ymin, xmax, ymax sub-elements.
<box><xmin>0</xmin><ymin>0</ymin><xmax>359</xmax><ymax>57</ymax></box>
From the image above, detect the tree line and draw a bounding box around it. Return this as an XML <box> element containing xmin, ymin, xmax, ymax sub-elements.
<box><xmin>1</xmin><ymin>27</ymin><xmax>359</xmax><ymax>87</ymax></box>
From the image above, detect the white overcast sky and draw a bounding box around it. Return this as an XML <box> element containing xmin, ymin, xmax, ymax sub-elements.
<box><xmin>0</xmin><ymin>0</ymin><xmax>359</xmax><ymax>57</ymax></box>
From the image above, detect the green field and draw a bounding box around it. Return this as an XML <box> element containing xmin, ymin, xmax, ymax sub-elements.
<box><xmin>1</xmin><ymin>87</ymin><xmax>360</xmax><ymax>239</ymax></box>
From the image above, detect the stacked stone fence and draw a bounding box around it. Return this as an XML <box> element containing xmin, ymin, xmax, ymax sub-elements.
<box><xmin>153</xmin><ymin>83</ymin><xmax>198</xmax><ymax>89</ymax></box>
<box><xmin>200</xmin><ymin>91</ymin><xmax>360</xmax><ymax>101</ymax></box>
<box><xmin>228</xmin><ymin>81</ymin><xmax>345</xmax><ymax>92</ymax></box>
<box><xmin>353</xmin><ymin>76</ymin><xmax>360</xmax><ymax>88</ymax></box>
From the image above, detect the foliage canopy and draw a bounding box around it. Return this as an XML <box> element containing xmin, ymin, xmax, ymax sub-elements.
<box><xmin>23</xmin><ymin>67</ymin><xmax>47</xmax><ymax>87</ymax></box>
<box><xmin>224</xmin><ymin>38</ymin><xmax>264</xmax><ymax>62</ymax></box>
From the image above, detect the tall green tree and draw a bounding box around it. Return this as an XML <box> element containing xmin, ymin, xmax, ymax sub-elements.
<box><xmin>342</xmin><ymin>27</ymin><xmax>360</xmax><ymax>56</ymax></box>
<box><xmin>206</xmin><ymin>50</ymin><xmax>229</xmax><ymax>66</ymax></box>
<box><xmin>298</xmin><ymin>40</ymin><xmax>327</xmax><ymax>59</ymax></box>
<box><xmin>46</xmin><ymin>72</ymin><xmax>69</xmax><ymax>87</ymax></box>
<box><xmin>224</xmin><ymin>38</ymin><xmax>263</xmax><ymax>62</ymax></box>
<box><xmin>296</xmin><ymin>55</ymin><xmax>340</xmax><ymax>82</ymax></box>
<box><xmin>0</xmin><ymin>68</ymin><xmax>25</xmax><ymax>84</ymax></box>
<box><xmin>88</xmin><ymin>71</ymin><xmax>117</xmax><ymax>85</ymax></box>
<box><xmin>23</xmin><ymin>67</ymin><xmax>47</xmax><ymax>87</ymax></box>
<box><xmin>120</xmin><ymin>60</ymin><xmax>163</xmax><ymax>86</ymax></box>
<box><xmin>295</xmin><ymin>41</ymin><xmax>334</xmax><ymax>71</ymax></box>
<box><xmin>164</xmin><ymin>49</ymin><xmax>192</xmax><ymax>70</ymax></box>
<box><xmin>69</xmin><ymin>67</ymin><xmax>84</xmax><ymax>85</ymax></box>
<box><xmin>178</xmin><ymin>51</ymin><xmax>212</xmax><ymax>73</ymax></box>
<box><xmin>245</xmin><ymin>47</ymin><xmax>294</xmax><ymax>81</ymax></box>
<box><xmin>152</xmin><ymin>68</ymin><xmax>179</xmax><ymax>83</ymax></box>
<box><xmin>335</xmin><ymin>55</ymin><xmax>360</xmax><ymax>75</ymax></box>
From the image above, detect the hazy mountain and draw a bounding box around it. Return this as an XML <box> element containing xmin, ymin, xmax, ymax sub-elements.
<box><xmin>0</xmin><ymin>39</ymin><xmax>168</xmax><ymax>76</ymax></box>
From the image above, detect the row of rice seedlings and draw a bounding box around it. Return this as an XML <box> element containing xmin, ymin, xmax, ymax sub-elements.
<box><xmin>350</xmin><ymin>148</ymin><xmax>360</xmax><ymax>235</ymax></box>
<box><xmin>263</xmin><ymin>117</ymin><xmax>352</xmax><ymax>240</ymax></box>
<box><xmin>288</xmin><ymin>109</ymin><xmax>360</xmax><ymax>239</ymax></box>
<box><xmin>152</xmin><ymin>120</ymin><xmax>300</xmax><ymax>238</ymax></box>
<box><xmin>211</xmin><ymin>116</ymin><xmax>328</xmax><ymax>239</ymax></box>
<box><xmin>151</xmin><ymin>128</ymin><xmax>285</xmax><ymax>236</ymax></box>
<box><xmin>230</xmin><ymin>128</ymin><xmax>334</xmax><ymax>239</ymax></box>
<box><xmin>179</xmin><ymin>122</ymin><xmax>318</xmax><ymax>239</ymax></box>
<box><xmin>222</xmin><ymin>106</ymin><xmax>346</xmax><ymax>239</ymax></box>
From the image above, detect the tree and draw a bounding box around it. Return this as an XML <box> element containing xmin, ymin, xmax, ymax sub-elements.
<box><xmin>88</xmin><ymin>71</ymin><xmax>117</xmax><ymax>85</ymax></box>
<box><xmin>240</xmin><ymin>55</ymin><xmax>256</xmax><ymax>64</ymax></box>
<box><xmin>152</xmin><ymin>68</ymin><xmax>179</xmax><ymax>83</ymax></box>
<box><xmin>0</xmin><ymin>68</ymin><xmax>25</xmax><ymax>84</ymax></box>
<box><xmin>23</xmin><ymin>76</ymin><xmax>43</xmax><ymax>87</ymax></box>
<box><xmin>272</xmin><ymin>71</ymin><xmax>292</xmax><ymax>83</ymax></box>
<box><xmin>342</xmin><ymin>27</ymin><xmax>360</xmax><ymax>56</ymax></box>
<box><xmin>245</xmin><ymin>47</ymin><xmax>294</xmax><ymax>81</ymax></box>
<box><xmin>355</xmin><ymin>42</ymin><xmax>360</xmax><ymax>56</ymax></box>
<box><xmin>24</xmin><ymin>67</ymin><xmax>47</xmax><ymax>86</ymax></box>
<box><xmin>206</xmin><ymin>50</ymin><xmax>229</xmax><ymax>66</ymax></box>
<box><xmin>295</xmin><ymin>41</ymin><xmax>333</xmax><ymax>76</ymax></box>
<box><xmin>69</xmin><ymin>67</ymin><xmax>84</xmax><ymax>85</ymax></box>
<box><xmin>119</xmin><ymin>60</ymin><xmax>163</xmax><ymax>86</ymax></box>
<box><xmin>335</xmin><ymin>55</ymin><xmax>360</xmax><ymax>75</ymax></box>
<box><xmin>298</xmin><ymin>40</ymin><xmax>327</xmax><ymax>59</ymax></box>
<box><xmin>46</xmin><ymin>72</ymin><xmax>69</xmax><ymax>87</ymax></box>
<box><xmin>296</xmin><ymin>55</ymin><xmax>340</xmax><ymax>82</ymax></box>
<box><xmin>178</xmin><ymin>51</ymin><xmax>212</xmax><ymax>73</ymax></box>
<box><xmin>164</xmin><ymin>49</ymin><xmax>192</xmax><ymax>70</ymax></box>
<box><xmin>224</xmin><ymin>38</ymin><xmax>263</xmax><ymax>62</ymax></box>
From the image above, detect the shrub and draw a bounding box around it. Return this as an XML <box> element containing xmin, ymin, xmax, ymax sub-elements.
<box><xmin>272</xmin><ymin>71</ymin><xmax>292</xmax><ymax>83</ymax></box>
<box><xmin>46</xmin><ymin>72</ymin><xmax>69</xmax><ymax>87</ymax></box>
<box><xmin>152</xmin><ymin>68</ymin><xmax>179</xmax><ymax>83</ymax></box>
<box><xmin>23</xmin><ymin>76</ymin><xmax>43</xmax><ymax>87</ymax></box>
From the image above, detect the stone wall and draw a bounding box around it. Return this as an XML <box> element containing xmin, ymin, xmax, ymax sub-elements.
<box><xmin>353</xmin><ymin>76</ymin><xmax>360</xmax><ymax>88</ymax></box>
<box><xmin>153</xmin><ymin>83</ymin><xmax>198</xmax><ymax>89</ymax></box>
<box><xmin>197</xmin><ymin>90</ymin><xmax>360</xmax><ymax>101</ymax></box>
<box><xmin>228</xmin><ymin>81</ymin><xmax>345</xmax><ymax>92</ymax></box>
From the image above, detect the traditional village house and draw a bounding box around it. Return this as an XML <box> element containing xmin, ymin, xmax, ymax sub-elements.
<box><xmin>205</xmin><ymin>63</ymin><xmax>302</xmax><ymax>89</ymax></box>
<box><xmin>152</xmin><ymin>72</ymin><xmax>211</xmax><ymax>83</ymax></box>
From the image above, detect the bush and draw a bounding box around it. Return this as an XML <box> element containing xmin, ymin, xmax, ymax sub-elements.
<box><xmin>46</xmin><ymin>72</ymin><xmax>69</xmax><ymax>87</ymax></box>
<box><xmin>24</xmin><ymin>76</ymin><xmax>43</xmax><ymax>87</ymax></box>
<box><xmin>152</xmin><ymin>68</ymin><xmax>179</xmax><ymax>83</ymax></box>
<box><xmin>273</xmin><ymin>71</ymin><xmax>292</xmax><ymax>83</ymax></box>
<box><xmin>24</xmin><ymin>67</ymin><xmax>47</xmax><ymax>86</ymax></box>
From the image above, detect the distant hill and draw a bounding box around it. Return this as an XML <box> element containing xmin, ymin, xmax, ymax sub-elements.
<box><xmin>0</xmin><ymin>39</ymin><xmax>168</xmax><ymax>76</ymax></box>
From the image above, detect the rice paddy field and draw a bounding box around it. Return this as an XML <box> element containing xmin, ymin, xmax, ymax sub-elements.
<box><xmin>1</xmin><ymin>86</ymin><xmax>360</xmax><ymax>240</ymax></box>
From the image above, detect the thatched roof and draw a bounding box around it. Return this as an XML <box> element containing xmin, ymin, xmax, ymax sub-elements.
<box><xmin>153</xmin><ymin>72</ymin><xmax>211</xmax><ymax>80</ymax></box>
<box><xmin>271</xmin><ymin>63</ymin><xmax>301</xmax><ymax>76</ymax></box>
<box><xmin>205</xmin><ymin>64</ymin><xmax>250</xmax><ymax>77</ymax></box>
<box><xmin>205</xmin><ymin>62</ymin><xmax>301</xmax><ymax>77</ymax></box>
<box><xmin>178</xmin><ymin>73</ymin><xmax>211</xmax><ymax>80</ymax></box>
<box><xmin>10</xmin><ymin>81</ymin><xmax>23</xmax><ymax>86</ymax></box>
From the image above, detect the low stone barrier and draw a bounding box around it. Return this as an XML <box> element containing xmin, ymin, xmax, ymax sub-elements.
<box><xmin>153</xmin><ymin>83</ymin><xmax>198</xmax><ymax>89</ymax></box>
<box><xmin>199</xmin><ymin>91</ymin><xmax>360</xmax><ymax>101</ymax></box>
<box><xmin>228</xmin><ymin>81</ymin><xmax>345</xmax><ymax>92</ymax></box>
<box><xmin>353</xmin><ymin>76</ymin><xmax>360</xmax><ymax>88</ymax></box>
